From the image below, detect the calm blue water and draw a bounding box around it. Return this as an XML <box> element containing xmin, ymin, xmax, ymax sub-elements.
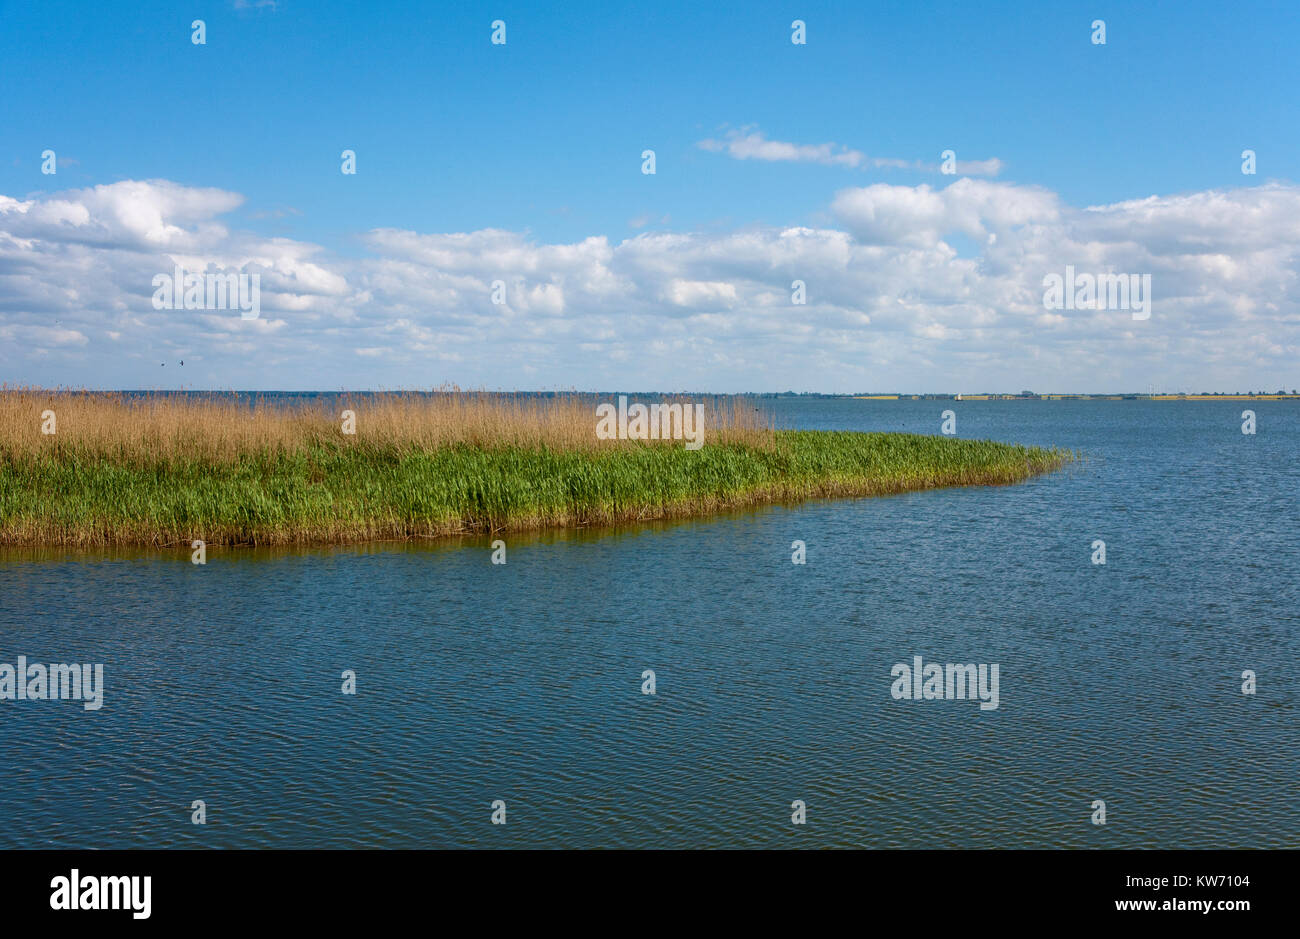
<box><xmin>1</xmin><ymin>399</ymin><xmax>1296</xmax><ymax>848</ymax></box>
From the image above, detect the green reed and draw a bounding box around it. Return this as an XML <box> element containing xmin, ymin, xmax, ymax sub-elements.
<box><xmin>0</xmin><ymin>431</ymin><xmax>1071</xmax><ymax>546</ymax></box>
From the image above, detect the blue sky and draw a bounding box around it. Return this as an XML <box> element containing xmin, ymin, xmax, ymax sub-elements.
<box><xmin>1</xmin><ymin>0</ymin><xmax>1297</xmax><ymax>392</ymax></box>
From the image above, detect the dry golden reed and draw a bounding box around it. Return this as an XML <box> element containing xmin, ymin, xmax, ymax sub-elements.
<box><xmin>0</xmin><ymin>387</ymin><xmax>773</xmax><ymax>463</ymax></box>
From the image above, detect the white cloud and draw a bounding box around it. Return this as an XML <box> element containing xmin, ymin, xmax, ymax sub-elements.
<box><xmin>697</xmin><ymin>128</ymin><xmax>1004</xmax><ymax>177</ymax></box>
<box><xmin>2</xmin><ymin>180</ymin><xmax>243</xmax><ymax>249</ymax></box>
<box><xmin>831</xmin><ymin>179</ymin><xmax>1059</xmax><ymax>246</ymax></box>
<box><xmin>0</xmin><ymin>178</ymin><xmax>1297</xmax><ymax>393</ymax></box>
<box><xmin>955</xmin><ymin>158</ymin><xmax>1004</xmax><ymax>177</ymax></box>
<box><xmin>663</xmin><ymin>279</ymin><xmax>739</xmax><ymax>308</ymax></box>
<box><xmin>699</xmin><ymin>129</ymin><xmax>868</xmax><ymax>168</ymax></box>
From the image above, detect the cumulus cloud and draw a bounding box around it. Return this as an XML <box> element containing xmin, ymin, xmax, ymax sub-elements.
<box><xmin>831</xmin><ymin>179</ymin><xmax>1060</xmax><ymax>246</ymax></box>
<box><xmin>1</xmin><ymin>180</ymin><xmax>244</xmax><ymax>250</ymax></box>
<box><xmin>0</xmin><ymin>177</ymin><xmax>1297</xmax><ymax>392</ymax></box>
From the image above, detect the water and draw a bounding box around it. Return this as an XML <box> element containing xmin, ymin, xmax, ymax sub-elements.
<box><xmin>1</xmin><ymin>399</ymin><xmax>1296</xmax><ymax>848</ymax></box>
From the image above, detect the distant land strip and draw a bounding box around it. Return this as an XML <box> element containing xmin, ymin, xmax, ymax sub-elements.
<box><xmin>846</xmin><ymin>393</ymin><xmax>1300</xmax><ymax>401</ymax></box>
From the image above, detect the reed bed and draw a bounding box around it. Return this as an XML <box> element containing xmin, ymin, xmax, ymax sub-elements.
<box><xmin>0</xmin><ymin>387</ymin><xmax>770</xmax><ymax>462</ymax></box>
<box><xmin>0</xmin><ymin>388</ymin><xmax>1071</xmax><ymax>547</ymax></box>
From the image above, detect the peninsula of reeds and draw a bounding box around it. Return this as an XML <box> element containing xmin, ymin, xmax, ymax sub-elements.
<box><xmin>0</xmin><ymin>389</ymin><xmax>1072</xmax><ymax>547</ymax></box>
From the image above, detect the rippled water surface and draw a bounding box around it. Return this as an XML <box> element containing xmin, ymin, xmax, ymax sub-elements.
<box><xmin>1</xmin><ymin>399</ymin><xmax>1297</xmax><ymax>848</ymax></box>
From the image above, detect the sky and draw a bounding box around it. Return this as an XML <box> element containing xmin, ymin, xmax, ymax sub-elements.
<box><xmin>1</xmin><ymin>0</ymin><xmax>1297</xmax><ymax>393</ymax></box>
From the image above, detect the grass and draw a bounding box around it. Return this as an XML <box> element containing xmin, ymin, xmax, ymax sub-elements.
<box><xmin>0</xmin><ymin>389</ymin><xmax>1072</xmax><ymax>546</ymax></box>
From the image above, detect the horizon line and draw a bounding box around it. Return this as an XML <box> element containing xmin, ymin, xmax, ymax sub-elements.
<box><xmin>8</xmin><ymin>388</ymin><xmax>1300</xmax><ymax>399</ymax></box>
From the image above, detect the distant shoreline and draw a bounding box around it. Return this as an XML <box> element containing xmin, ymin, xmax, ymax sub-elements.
<box><xmin>850</xmin><ymin>393</ymin><xmax>1300</xmax><ymax>401</ymax></box>
<box><xmin>9</xmin><ymin>388</ymin><xmax>1296</xmax><ymax>402</ymax></box>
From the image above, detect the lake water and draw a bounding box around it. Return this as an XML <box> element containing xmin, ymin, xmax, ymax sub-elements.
<box><xmin>1</xmin><ymin>399</ymin><xmax>1296</xmax><ymax>848</ymax></box>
